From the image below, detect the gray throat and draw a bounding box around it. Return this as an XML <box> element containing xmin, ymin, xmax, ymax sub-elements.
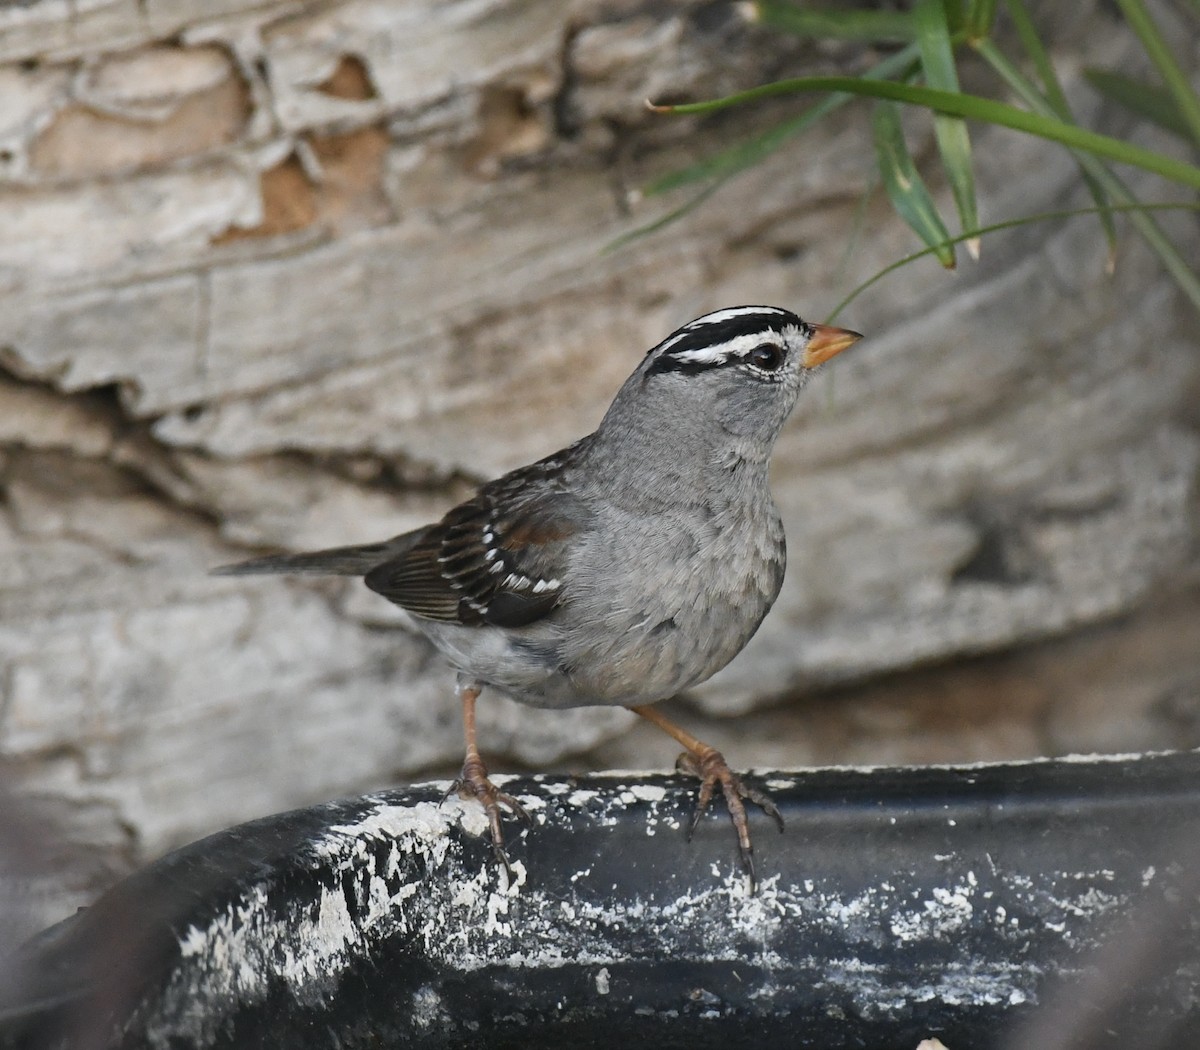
<box><xmin>582</xmin><ymin>399</ymin><xmax>775</xmax><ymax>515</ymax></box>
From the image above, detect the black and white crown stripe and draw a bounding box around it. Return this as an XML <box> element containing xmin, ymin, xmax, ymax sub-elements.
<box><xmin>648</xmin><ymin>306</ymin><xmax>810</xmax><ymax>373</ymax></box>
<box><xmin>656</xmin><ymin>305</ymin><xmax>796</xmax><ymax>353</ymax></box>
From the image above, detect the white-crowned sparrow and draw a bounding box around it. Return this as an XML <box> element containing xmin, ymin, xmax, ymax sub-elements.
<box><xmin>215</xmin><ymin>306</ymin><xmax>860</xmax><ymax>889</ymax></box>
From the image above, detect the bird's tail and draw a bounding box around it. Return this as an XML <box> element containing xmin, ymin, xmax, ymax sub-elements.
<box><xmin>211</xmin><ymin>532</ymin><xmax>422</xmax><ymax>578</ymax></box>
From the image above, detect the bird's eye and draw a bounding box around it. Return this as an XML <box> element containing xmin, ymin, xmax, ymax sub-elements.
<box><xmin>747</xmin><ymin>343</ymin><xmax>785</xmax><ymax>372</ymax></box>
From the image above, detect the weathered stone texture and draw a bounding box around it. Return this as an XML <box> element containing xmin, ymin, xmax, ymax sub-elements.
<box><xmin>29</xmin><ymin>44</ymin><xmax>251</xmax><ymax>178</ymax></box>
<box><xmin>0</xmin><ymin>0</ymin><xmax>1197</xmax><ymax>931</ymax></box>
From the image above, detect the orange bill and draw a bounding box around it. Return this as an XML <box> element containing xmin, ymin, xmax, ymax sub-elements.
<box><xmin>802</xmin><ymin>323</ymin><xmax>862</xmax><ymax>368</ymax></box>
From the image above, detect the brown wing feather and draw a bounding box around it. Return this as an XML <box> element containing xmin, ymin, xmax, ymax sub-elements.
<box><xmin>364</xmin><ymin>452</ymin><xmax>590</xmax><ymax>629</ymax></box>
<box><xmin>364</xmin><ymin>531</ymin><xmax>461</xmax><ymax>621</ymax></box>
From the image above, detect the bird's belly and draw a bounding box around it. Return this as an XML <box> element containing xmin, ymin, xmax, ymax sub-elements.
<box><xmin>413</xmin><ymin>592</ymin><xmax>770</xmax><ymax>709</ymax></box>
<box><xmin>561</xmin><ymin>587</ymin><xmax>774</xmax><ymax>705</ymax></box>
<box><xmin>412</xmin><ymin>618</ymin><xmax>597</xmax><ymax>709</ymax></box>
<box><xmin>554</xmin><ymin>508</ymin><xmax>786</xmax><ymax>706</ymax></box>
<box><xmin>414</xmin><ymin>501</ymin><xmax>785</xmax><ymax>710</ymax></box>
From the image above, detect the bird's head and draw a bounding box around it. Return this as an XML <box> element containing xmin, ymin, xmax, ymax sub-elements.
<box><xmin>604</xmin><ymin>306</ymin><xmax>861</xmax><ymax>463</ymax></box>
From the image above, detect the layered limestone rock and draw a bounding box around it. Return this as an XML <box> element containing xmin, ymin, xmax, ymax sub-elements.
<box><xmin>0</xmin><ymin>0</ymin><xmax>1196</xmax><ymax>929</ymax></box>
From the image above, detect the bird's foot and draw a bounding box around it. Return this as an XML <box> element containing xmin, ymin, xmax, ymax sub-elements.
<box><xmin>676</xmin><ymin>746</ymin><xmax>785</xmax><ymax>894</ymax></box>
<box><xmin>447</xmin><ymin>752</ymin><xmax>532</xmax><ymax>877</ymax></box>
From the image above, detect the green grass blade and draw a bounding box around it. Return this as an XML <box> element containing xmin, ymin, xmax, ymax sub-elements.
<box><xmin>965</xmin><ymin>0</ymin><xmax>999</xmax><ymax>41</ymax></box>
<box><xmin>1083</xmin><ymin>68</ymin><xmax>1192</xmax><ymax>140</ymax></box>
<box><xmin>649</xmin><ymin>78</ymin><xmax>1200</xmax><ymax>191</ymax></box>
<box><xmin>834</xmin><ymin>168</ymin><xmax>881</xmax><ymax>287</ymax></box>
<box><xmin>751</xmin><ymin>1</ymin><xmax>915</xmax><ymax>41</ymax></box>
<box><xmin>611</xmin><ymin>45</ymin><xmax>924</xmax><ymax>253</ymax></box>
<box><xmin>643</xmin><ymin>105</ymin><xmax>834</xmax><ymax>197</ymax></box>
<box><xmin>872</xmin><ymin>99</ymin><xmax>957</xmax><ymax>267</ymax></box>
<box><xmin>642</xmin><ymin>44</ymin><xmax>921</xmax><ymax>198</ymax></box>
<box><xmin>824</xmin><ymin>201</ymin><xmax>1200</xmax><ymax>323</ymax></box>
<box><xmin>1003</xmin><ymin>0</ymin><xmax>1070</xmax><ymax>113</ymax></box>
<box><xmin>942</xmin><ymin>0</ymin><xmax>967</xmax><ymax>32</ymax></box>
<box><xmin>602</xmin><ymin>181</ymin><xmax>724</xmax><ymax>254</ymax></box>
<box><xmin>976</xmin><ymin>40</ymin><xmax>1200</xmax><ymax>310</ymax></box>
<box><xmin>1114</xmin><ymin>0</ymin><xmax>1200</xmax><ymax>148</ymax></box>
<box><xmin>915</xmin><ymin>0</ymin><xmax>980</xmax><ymax>257</ymax></box>
<box><xmin>1079</xmin><ymin>169</ymin><xmax>1118</xmax><ymax>274</ymax></box>
<box><xmin>999</xmin><ymin>1</ymin><xmax>1117</xmax><ymax>263</ymax></box>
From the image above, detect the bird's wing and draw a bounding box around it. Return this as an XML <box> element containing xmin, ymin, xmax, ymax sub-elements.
<box><xmin>364</xmin><ymin>460</ymin><xmax>590</xmax><ymax>629</ymax></box>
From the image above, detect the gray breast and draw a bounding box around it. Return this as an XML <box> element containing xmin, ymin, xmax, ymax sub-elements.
<box><xmin>547</xmin><ymin>491</ymin><xmax>786</xmax><ymax>707</ymax></box>
<box><xmin>410</xmin><ymin>483</ymin><xmax>786</xmax><ymax>710</ymax></box>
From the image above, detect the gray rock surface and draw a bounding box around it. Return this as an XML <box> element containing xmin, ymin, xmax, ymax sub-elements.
<box><xmin>0</xmin><ymin>0</ymin><xmax>1197</xmax><ymax>932</ymax></box>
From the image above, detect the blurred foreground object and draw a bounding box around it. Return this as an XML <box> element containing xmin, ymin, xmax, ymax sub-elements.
<box><xmin>4</xmin><ymin>751</ymin><xmax>1200</xmax><ymax>1050</ymax></box>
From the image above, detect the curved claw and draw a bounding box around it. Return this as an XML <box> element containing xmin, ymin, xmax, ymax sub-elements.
<box><xmin>675</xmin><ymin>747</ymin><xmax>784</xmax><ymax>894</ymax></box>
<box><xmin>451</xmin><ymin>753</ymin><xmax>532</xmax><ymax>877</ymax></box>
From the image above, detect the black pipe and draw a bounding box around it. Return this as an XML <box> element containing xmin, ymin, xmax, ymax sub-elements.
<box><xmin>4</xmin><ymin>750</ymin><xmax>1200</xmax><ymax>1050</ymax></box>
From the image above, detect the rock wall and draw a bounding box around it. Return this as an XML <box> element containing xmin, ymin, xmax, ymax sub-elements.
<box><xmin>1</xmin><ymin>0</ymin><xmax>1197</xmax><ymax>932</ymax></box>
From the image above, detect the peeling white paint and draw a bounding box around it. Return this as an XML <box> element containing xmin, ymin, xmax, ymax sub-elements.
<box><xmin>410</xmin><ymin>985</ymin><xmax>444</xmax><ymax>1030</ymax></box>
<box><xmin>568</xmin><ymin>788</ymin><xmax>603</xmax><ymax>809</ymax></box>
<box><xmin>158</xmin><ymin>796</ymin><xmax>528</xmax><ymax>1046</ymax></box>
<box><xmin>145</xmin><ymin>776</ymin><xmax>1160</xmax><ymax>1047</ymax></box>
<box><xmin>620</xmin><ymin>784</ymin><xmax>668</xmax><ymax>803</ymax></box>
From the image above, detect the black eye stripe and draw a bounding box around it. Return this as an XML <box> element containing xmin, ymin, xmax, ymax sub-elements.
<box><xmin>649</xmin><ymin>335</ymin><xmax>791</xmax><ymax>374</ymax></box>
